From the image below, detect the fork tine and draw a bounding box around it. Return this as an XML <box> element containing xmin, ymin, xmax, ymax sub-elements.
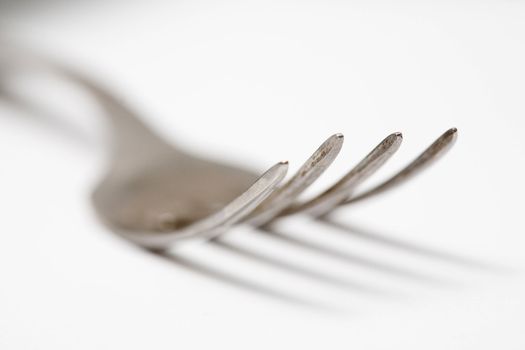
<box><xmin>118</xmin><ymin>162</ymin><xmax>288</xmax><ymax>249</ymax></box>
<box><xmin>247</xmin><ymin>134</ymin><xmax>344</xmax><ymax>227</ymax></box>
<box><xmin>277</xmin><ymin>132</ymin><xmax>403</xmax><ymax>218</ymax></box>
<box><xmin>343</xmin><ymin>127</ymin><xmax>458</xmax><ymax>206</ymax></box>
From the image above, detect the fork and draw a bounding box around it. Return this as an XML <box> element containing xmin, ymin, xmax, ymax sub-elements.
<box><xmin>0</xmin><ymin>45</ymin><xmax>457</xmax><ymax>250</ymax></box>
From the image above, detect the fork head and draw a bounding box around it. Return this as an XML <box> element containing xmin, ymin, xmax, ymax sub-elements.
<box><xmin>92</xmin><ymin>153</ymin><xmax>261</xmax><ymax>233</ymax></box>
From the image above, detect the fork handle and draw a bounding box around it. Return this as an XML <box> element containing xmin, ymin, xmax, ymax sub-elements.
<box><xmin>0</xmin><ymin>41</ymin><xmax>181</xmax><ymax>164</ymax></box>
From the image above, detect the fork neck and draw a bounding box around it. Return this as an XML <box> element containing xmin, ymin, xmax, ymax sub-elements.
<box><xmin>0</xmin><ymin>43</ymin><xmax>183</xmax><ymax>166</ymax></box>
<box><xmin>64</xmin><ymin>68</ymin><xmax>181</xmax><ymax>164</ymax></box>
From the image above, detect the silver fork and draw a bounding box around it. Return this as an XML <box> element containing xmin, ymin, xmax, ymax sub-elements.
<box><xmin>0</xmin><ymin>45</ymin><xmax>457</xmax><ymax>250</ymax></box>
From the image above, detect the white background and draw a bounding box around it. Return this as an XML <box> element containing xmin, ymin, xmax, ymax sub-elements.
<box><xmin>0</xmin><ymin>0</ymin><xmax>524</xmax><ymax>349</ymax></box>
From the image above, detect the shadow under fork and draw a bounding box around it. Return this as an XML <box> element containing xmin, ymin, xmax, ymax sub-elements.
<box><xmin>150</xmin><ymin>249</ymin><xmax>341</xmax><ymax>313</ymax></box>
<box><xmin>257</xmin><ymin>226</ymin><xmax>448</xmax><ymax>286</ymax></box>
<box><xmin>320</xmin><ymin>217</ymin><xmax>501</xmax><ymax>271</ymax></box>
<box><xmin>210</xmin><ymin>238</ymin><xmax>397</xmax><ymax>298</ymax></box>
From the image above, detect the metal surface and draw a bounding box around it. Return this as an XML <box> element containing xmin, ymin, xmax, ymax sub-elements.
<box><xmin>342</xmin><ymin>127</ymin><xmax>458</xmax><ymax>205</ymax></box>
<box><xmin>0</xmin><ymin>44</ymin><xmax>458</xmax><ymax>249</ymax></box>
<box><xmin>280</xmin><ymin>132</ymin><xmax>403</xmax><ymax>218</ymax></box>
<box><xmin>247</xmin><ymin>133</ymin><xmax>344</xmax><ymax>227</ymax></box>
